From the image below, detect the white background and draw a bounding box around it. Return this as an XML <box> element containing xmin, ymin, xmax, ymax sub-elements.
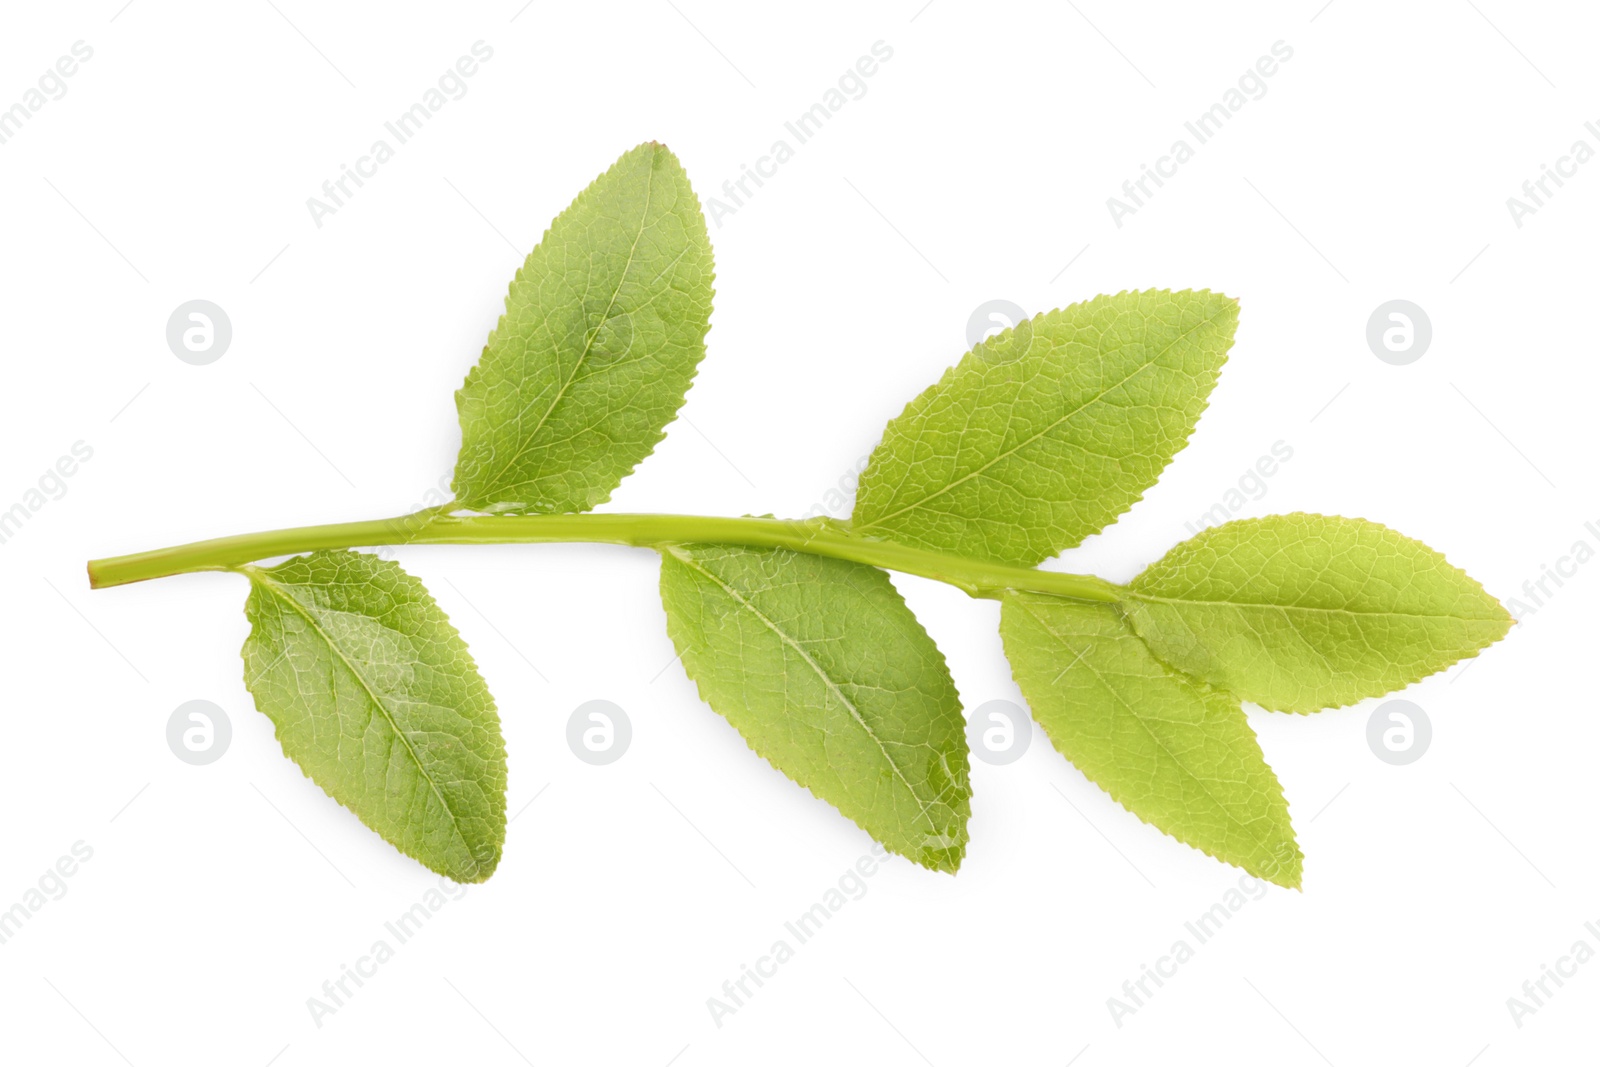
<box><xmin>0</xmin><ymin>1</ymin><xmax>1594</xmax><ymax>1063</ymax></box>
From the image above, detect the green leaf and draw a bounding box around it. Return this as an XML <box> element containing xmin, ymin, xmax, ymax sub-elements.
<box><xmin>241</xmin><ymin>551</ymin><xmax>507</xmax><ymax>882</ymax></box>
<box><xmin>658</xmin><ymin>543</ymin><xmax>971</xmax><ymax>871</ymax></box>
<box><xmin>452</xmin><ymin>141</ymin><xmax>715</xmax><ymax>514</ymax></box>
<box><xmin>999</xmin><ymin>592</ymin><xmax>1301</xmax><ymax>887</ymax></box>
<box><xmin>1122</xmin><ymin>513</ymin><xmax>1513</xmax><ymax>713</ymax></box>
<box><xmin>853</xmin><ymin>289</ymin><xmax>1238</xmax><ymax>566</ymax></box>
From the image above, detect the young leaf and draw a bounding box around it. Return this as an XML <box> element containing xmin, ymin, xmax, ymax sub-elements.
<box><xmin>453</xmin><ymin>141</ymin><xmax>715</xmax><ymax>514</ymax></box>
<box><xmin>853</xmin><ymin>290</ymin><xmax>1238</xmax><ymax>566</ymax></box>
<box><xmin>83</xmin><ymin>130</ymin><xmax>1516</xmax><ymax>892</ymax></box>
<box><xmin>658</xmin><ymin>543</ymin><xmax>971</xmax><ymax>872</ymax></box>
<box><xmin>1121</xmin><ymin>513</ymin><xmax>1513</xmax><ymax>713</ymax></box>
<box><xmin>241</xmin><ymin>550</ymin><xmax>507</xmax><ymax>883</ymax></box>
<box><xmin>1000</xmin><ymin>592</ymin><xmax>1301</xmax><ymax>887</ymax></box>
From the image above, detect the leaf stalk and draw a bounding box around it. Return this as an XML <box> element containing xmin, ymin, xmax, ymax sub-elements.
<box><xmin>86</xmin><ymin>509</ymin><xmax>1124</xmax><ymax>602</ymax></box>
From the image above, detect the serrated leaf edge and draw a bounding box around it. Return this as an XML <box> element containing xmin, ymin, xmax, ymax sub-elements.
<box><xmin>1005</xmin><ymin>593</ymin><xmax>1303</xmax><ymax>888</ymax></box>
<box><xmin>658</xmin><ymin>545</ymin><xmax>972</xmax><ymax>874</ymax></box>
<box><xmin>452</xmin><ymin>141</ymin><xmax>717</xmax><ymax>515</ymax></box>
<box><xmin>853</xmin><ymin>288</ymin><xmax>1239</xmax><ymax>564</ymax></box>
<box><xmin>240</xmin><ymin>551</ymin><xmax>507</xmax><ymax>883</ymax></box>
<box><xmin>1123</xmin><ymin>511</ymin><xmax>1516</xmax><ymax>715</ymax></box>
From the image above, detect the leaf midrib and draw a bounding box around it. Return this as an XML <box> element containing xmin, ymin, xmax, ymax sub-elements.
<box><xmin>478</xmin><ymin>149</ymin><xmax>660</xmax><ymax>500</ymax></box>
<box><xmin>252</xmin><ymin>571</ymin><xmax>480</xmax><ymax>877</ymax></box>
<box><xmin>859</xmin><ymin>308</ymin><xmax>1225</xmax><ymax>536</ymax></box>
<box><xmin>667</xmin><ymin>548</ymin><xmax>947</xmax><ymax>835</ymax></box>
<box><xmin>1012</xmin><ymin>596</ymin><xmax>1287</xmax><ymax>865</ymax></box>
<box><xmin>1126</xmin><ymin>590</ymin><xmax>1508</xmax><ymax>624</ymax></box>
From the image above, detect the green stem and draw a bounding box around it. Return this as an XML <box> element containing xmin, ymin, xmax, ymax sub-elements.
<box><xmin>85</xmin><ymin>509</ymin><xmax>1125</xmax><ymax>602</ymax></box>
